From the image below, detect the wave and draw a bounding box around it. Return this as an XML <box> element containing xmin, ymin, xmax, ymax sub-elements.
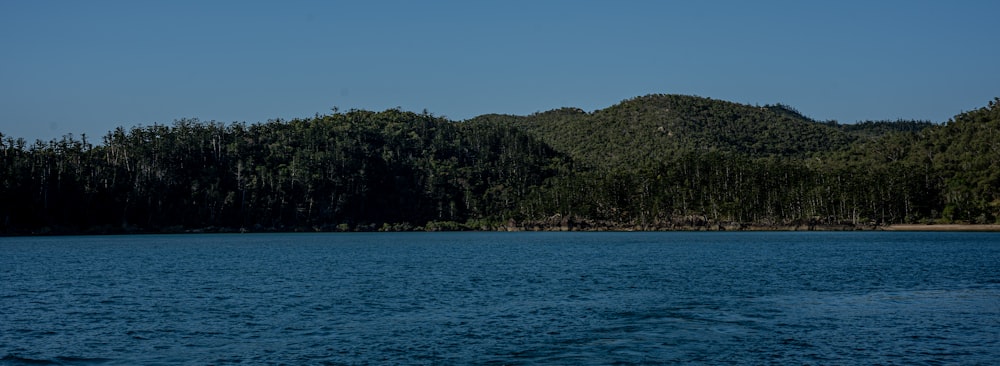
<box><xmin>1</xmin><ymin>354</ymin><xmax>113</xmax><ymax>365</ymax></box>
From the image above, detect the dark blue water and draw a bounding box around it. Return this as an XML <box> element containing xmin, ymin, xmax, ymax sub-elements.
<box><xmin>1</xmin><ymin>232</ymin><xmax>998</xmax><ymax>365</ymax></box>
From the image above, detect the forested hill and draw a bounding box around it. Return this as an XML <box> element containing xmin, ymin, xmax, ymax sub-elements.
<box><xmin>472</xmin><ymin>94</ymin><xmax>917</xmax><ymax>169</ymax></box>
<box><xmin>1</xmin><ymin>95</ymin><xmax>997</xmax><ymax>234</ymax></box>
<box><xmin>0</xmin><ymin>110</ymin><xmax>567</xmax><ymax>234</ymax></box>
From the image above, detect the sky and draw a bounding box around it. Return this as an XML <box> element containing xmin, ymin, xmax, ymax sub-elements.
<box><xmin>2</xmin><ymin>0</ymin><xmax>999</xmax><ymax>143</ymax></box>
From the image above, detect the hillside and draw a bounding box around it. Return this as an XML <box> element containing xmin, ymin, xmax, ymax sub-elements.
<box><xmin>0</xmin><ymin>110</ymin><xmax>566</xmax><ymax>234</ymax></box>
<box><xmin>473</xmin><ymin>94</ymin><xmax>858</xmax><ymax>169</ymax></box>
<box><xmin>840</xmin><ymin>119</ymin><xmax>935</xmax><ymax>141</ymax></box>
<box><xmin>471</xmin><ymin>95</ymin><xmax>996</xmax><ymax>226</ymax></box>
<box><xmin>1</xmin><ymin>95</ymin><xmax>997</xmax><ymax>234</ymax></box>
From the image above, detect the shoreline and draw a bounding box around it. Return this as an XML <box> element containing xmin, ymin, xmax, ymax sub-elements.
<box><xmin>882</xmin><ymin>224</ymin><xmax>1000</xmax><ymax>232</ymax></box>
<box><xmin>6</xmin><ymin>223</ymin><xmax>1000</xmax><ymax>237</ymax></box>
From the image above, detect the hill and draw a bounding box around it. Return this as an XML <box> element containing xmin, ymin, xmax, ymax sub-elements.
<box><xmin>0</xmin><ymin>110</ymin><xmax>566</xmax><ymax>234</ymax></box>
<box><xmin>472</xmin><ymin>94</ymin><xmax>859</xmax><ymax>169</ymax></box>
<box><xmin>1</xmin><ymin>95</ymin><xmax>997</xmax><ymax>234</ymax></box>
<box><xmin>469</xmin><ymin>95</ymin><xmax>994</xmax><ymax>227</ymax></box>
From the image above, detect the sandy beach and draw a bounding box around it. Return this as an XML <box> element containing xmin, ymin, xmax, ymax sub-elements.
<box><xmin>884</xmin><ymin>224</ymin><xmax>1000</xmax><ymax>232</ymax></box>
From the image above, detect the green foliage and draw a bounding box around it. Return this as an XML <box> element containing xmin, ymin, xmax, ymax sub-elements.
<box><xmin>839</xmin><ymin>119</ymin><xmax>935</xmax><ymax>141</ymax></box>
<box><xmin>0</xmin><ymin>109</ymin><xmax>565</xmax><ymax>234</ymax></box>
<box><xmin>502</xmin><ymin>94</ymin><xmax>857</xmax><ymax>170</ymax></box>
<box><xmin>1</xmin><ymin>95</ymin><xmax>997</xmax><ymax>234</ymax></box>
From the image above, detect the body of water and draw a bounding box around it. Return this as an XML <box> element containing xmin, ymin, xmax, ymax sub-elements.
<box><xmin>1</xmin><ymin>232</ymin><xmax>998</xmax><ymax>364</ymax></box>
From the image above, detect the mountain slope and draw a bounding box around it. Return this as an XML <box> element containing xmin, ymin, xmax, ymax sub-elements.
<box><xmin>924</xmin><ymin>98</ymin><xmax>1000</xmax><ymax>221</ymax></box>
<box><xmin>474</xmin><ymin>94</ymin><xmax>857</xmax><ymax>169</ymax></box>
<box><xmin>2</xmin><ymin>95</ymin><xmax>997</xmax><ymax>234</ymax></box>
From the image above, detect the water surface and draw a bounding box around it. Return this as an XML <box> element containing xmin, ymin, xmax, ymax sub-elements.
<box><xmin>2</xmin><ymin>232</ymin><xmax>998</xmax><ymax>364</ymax></box>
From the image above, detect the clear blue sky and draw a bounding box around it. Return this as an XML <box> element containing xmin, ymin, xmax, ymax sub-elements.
<box><xmin>2</xmin><ymin>0</ymin><xmax>998</xmax><ymax>143</ymax></box>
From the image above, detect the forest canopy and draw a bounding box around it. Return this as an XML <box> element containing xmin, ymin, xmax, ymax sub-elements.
<box><xmin>2</xmin><ymin>95</ymin><xmax>998</xmax><ymax>234</ymax></box>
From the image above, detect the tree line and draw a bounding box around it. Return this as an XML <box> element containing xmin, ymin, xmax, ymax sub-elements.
<box><xmin>0</xmin><ymin>109</ymin><xmax>564</xmax><ymax>234</ymax></box>
<box><xmin>1</xmin><ymin>95</ymin><xmax>997</xmax><ymax>234</ymax></box>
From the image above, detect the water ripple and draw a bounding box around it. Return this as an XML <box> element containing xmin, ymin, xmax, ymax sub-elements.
<box><xmin>1</xmin><ymin>232</ymin><xmax>998</xmax><ymax>364</ymax></box>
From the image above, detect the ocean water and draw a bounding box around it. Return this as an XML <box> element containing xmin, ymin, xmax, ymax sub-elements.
<box><xmin>1</xmin><ymin>232</ymin><xmax>998</xmax><ymax>365</ymax></box>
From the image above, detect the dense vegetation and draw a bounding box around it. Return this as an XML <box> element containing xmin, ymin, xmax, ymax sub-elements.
<box><xmin>2</xmin><ymin>95</ymin><xmax>998</xmax><ymax>234</ymax></box>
